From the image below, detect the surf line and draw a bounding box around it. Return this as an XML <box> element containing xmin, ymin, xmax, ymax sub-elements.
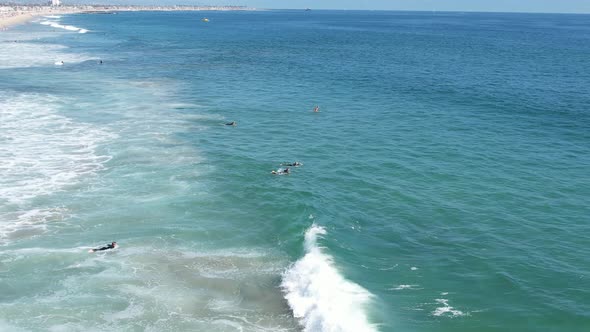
<box><xmin>40</xmin><ymin>20</ymin><xmax>88</xmax><ymax>33</ymax></box>
<box><xmin>281</xmin><ymin>225</ymin><xmax>378</xmax><ymax>332</ymax></box>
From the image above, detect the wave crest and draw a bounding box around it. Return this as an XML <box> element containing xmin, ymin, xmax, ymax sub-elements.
<box><xmin>282</xmin><ymin>225</ymin><xmax>377</xmax><ymax>332</ymax></box>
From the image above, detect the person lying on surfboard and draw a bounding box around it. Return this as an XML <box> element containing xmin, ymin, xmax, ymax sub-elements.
<box><xmin>281</xmin><ymin>161</ymin><xmax>302</xmax><ymax>167</ymax></box>
<box><xmin>271</xmin><ymin>167</ymin><xmax>290</xmax><ymax>175</ymax></box>
<box><xmin>89</xmin><ymin>242</ymin><xmax>118</xmax><ymax>253</ymax></box>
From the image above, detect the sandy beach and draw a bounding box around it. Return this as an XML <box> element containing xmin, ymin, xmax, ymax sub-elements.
<box><xmin>0</xmin><ymin>6</ymin><xmax>84</xmax><ymax>30</ymax></box>
<box><xmin>0</xmin><ymin>13</ymin><xmax>35</xmax><ymax>30</ymax></box>
<box><xmin>0</xmin><ymin>5</ymin><xmax>252</xmax><ymax>31</ymax></box>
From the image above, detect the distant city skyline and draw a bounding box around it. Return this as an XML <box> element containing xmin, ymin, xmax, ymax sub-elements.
<box><xmin>6</xmin><ymin>0</ymin><xmax>590</xmax><ymax>13</ymax></box>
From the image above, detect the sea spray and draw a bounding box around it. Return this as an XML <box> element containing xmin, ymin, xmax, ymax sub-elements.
<box><xmin>282</xmin><ymin>225</ymin><xmax>377</xmax><ymax>332</ymax></box>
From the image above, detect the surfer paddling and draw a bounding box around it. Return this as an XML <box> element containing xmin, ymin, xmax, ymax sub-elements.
<box><xmin>89</xmin><ymin>242</ymin><xmax>118</xmax><ymax>253</ymax></box>
<box><xmin>271</xmin><ymin>167</ymin><xmax>290</xmax><ymax>175</ymax></box>
<box><xmin>281</xmin><ymin>161</ymin><xmax>302</xmax><ymax>167</ymax></box>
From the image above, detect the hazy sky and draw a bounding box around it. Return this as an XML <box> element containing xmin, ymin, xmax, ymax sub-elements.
<box><xmin>23</xmin><ymin>1</ymin><xmax>590</xmax><ymax>13</ymax></box>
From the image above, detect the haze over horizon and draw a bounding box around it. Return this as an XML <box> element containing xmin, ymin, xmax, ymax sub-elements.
<box><xmin>5</xmin><ymin>0</ymin><xmax>590</xmax><ymax>14</ymax></box>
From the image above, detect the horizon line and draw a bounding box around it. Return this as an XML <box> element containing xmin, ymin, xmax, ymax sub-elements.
<box><xmin>263</xmin><ymin>8</ymin><xmax>590</xmax><ymax>14</ymax></box>
<box><xmin>1</xmin><ymin>3</ymin><xmax>588</xmax><ymax>15</ymax></box>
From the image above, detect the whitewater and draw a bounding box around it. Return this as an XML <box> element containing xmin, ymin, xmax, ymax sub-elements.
<box><xmin>282</xmin><ymin>225</ymin><xmax>377</xmax><ymax>332</ymax></box>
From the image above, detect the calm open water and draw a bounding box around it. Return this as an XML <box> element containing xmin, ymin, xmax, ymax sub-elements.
<box><xmin>1</xmin><ymin>10</ymin><xmax>589</xmax><ymax>332</ymax></box>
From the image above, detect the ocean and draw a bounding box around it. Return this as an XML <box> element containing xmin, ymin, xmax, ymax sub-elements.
<box><xmin>1</xmin><ymin>10</ymin><xmax>589</xmax><ymax>332</ymax></box>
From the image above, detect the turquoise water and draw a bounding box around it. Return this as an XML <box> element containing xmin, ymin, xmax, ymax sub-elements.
<box><xmin>1</xmin><ymin>10</ymin><xmax>589</xmax><ymax>332</ymax></box>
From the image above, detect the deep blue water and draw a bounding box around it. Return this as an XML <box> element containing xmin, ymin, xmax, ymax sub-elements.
<box><xmin>1</xmin><ymin>10</ymin><xmax>589</xmax><ymax>332</ymax></box>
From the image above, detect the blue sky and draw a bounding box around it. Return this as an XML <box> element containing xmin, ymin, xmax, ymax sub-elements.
<box><xmin>36</xmin><ymin>1</ymin><xmax>590</xmax><ymax>13</ymax></box>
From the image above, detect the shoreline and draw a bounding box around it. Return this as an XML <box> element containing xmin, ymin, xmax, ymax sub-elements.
<box><xmin>0</xmin><ymin>8</ymin><xmax>82</xmax><ymax>30</ymax></box>
<box><xmin>0</xmin><ymin>5</ymin><xmax>254</xmax><ymax>31</ymax></box>
<box><xmin>0</xmin><ymin>13</ymin><xmax>34</xmax><ymax>30</ymax></box>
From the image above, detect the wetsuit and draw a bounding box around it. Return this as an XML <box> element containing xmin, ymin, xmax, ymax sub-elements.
<box><xmin>92</xmin><ymin>244</ymin><xmax>115</xmax><ymax>252</ymax></box>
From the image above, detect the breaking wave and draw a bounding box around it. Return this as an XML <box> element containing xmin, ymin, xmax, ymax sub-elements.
<box><xmin>282</xmin><ymin>225</ymin><xmax>377</xmax><ymax>332</ymax></box>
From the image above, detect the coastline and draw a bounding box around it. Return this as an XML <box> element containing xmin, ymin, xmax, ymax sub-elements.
<box><xmin>0</xmin><ymin>8</ymin><xmax>83</xmax><ymax>30</ymax></box>
<box><xmin>0</xmin><ymin>5</ymin><xmax>254</xmax><ymax>31</ymax></box>
<box><xmin>0</xmin><ymin>13</ymin><xmax>34</xmax><ymax>30</ymax></box>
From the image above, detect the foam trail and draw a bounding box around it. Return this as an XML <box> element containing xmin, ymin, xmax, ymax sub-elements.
<box><xmin>282</xmin><ymin>225</ymin><xmax>377</xmax><ymax>332</ymax></box>
<box><xmin>39</xmin><ymin>20</ymin><xmax>89</xmax><ymax>34</ymax></box>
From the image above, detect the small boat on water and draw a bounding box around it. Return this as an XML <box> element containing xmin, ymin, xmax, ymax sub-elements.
<box><xmin>201</xmin><ymin>18</ymin><xmax>210</xmax><ymax>22</ymax></box>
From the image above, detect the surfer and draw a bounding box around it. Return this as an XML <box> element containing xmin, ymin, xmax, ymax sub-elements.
<box><xmin>281</xmin><ymin>162</ymin><xmax>302</xmax><ymax>167</ymax></box>
<box><xmin>272</xmin><ymin>167</ymin><xmax>290</xmax><ymax>175</ymax></box>
<box><xmin>313</xmin><ymin>105</ymin><xmax>319</xmax><ymax>112</ymax></box>
<box><xmin>89</xmin><ymin>242</ymin><xmax>117</xmax><ymax>253</ymax></box>
<box><xmin>226</xmin><ymin>121</ymin><xmax>237</xmax><ymax>126</ymax></box>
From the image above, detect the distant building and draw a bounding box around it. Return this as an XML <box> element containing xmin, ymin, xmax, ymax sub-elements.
<box><xmin>50</xmin><ymin>0</ymin><xmax>61</xmax><ymax>6</ymax></box>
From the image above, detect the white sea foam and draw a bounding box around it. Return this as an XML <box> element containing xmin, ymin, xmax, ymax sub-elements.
<box><xmin>390</xmin><ymin>284</ymin><xmax>420</xmax><ymax>291</ymax></box>
<box><xmin>0</xmin><ymin>94</ymin><xmax>115</xmax><ymax>206</ymax></box>
<box><xmin>64</xmin><ymin>25</ymin><xmax>80</xmax><ymax>31</ymax></box>
<box><xmin>282</xmin><ymin>225</ymin><xmax>377</xmax><ymax>332</ymax></box>
<box><xmin>0</xmin><ymin>39</ymin><xmax>95</xmax><ymax>69</ymax></box>
<box><xmin>378</xmin><ymin>265</ymin><xmax>397</xmax><ymax>271</ymax></box>
<box><xmin>39</xmin><ymin>20</ymin><xmax>90</xmax><ymax>34</ymax></box>
<box><xmin>0</xmin><ymin>94</ymin><xmax>114</xmax><ymax>243</ymax></box>
<box><xmin>432</xmin><ymin>299</ymin><xmax>468</xmax><ymax>317</ymax></box>
<box><xmin>0</xmin><ymin>208</ymin><xmax>68</xmax><ymax>244</ymax></box>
